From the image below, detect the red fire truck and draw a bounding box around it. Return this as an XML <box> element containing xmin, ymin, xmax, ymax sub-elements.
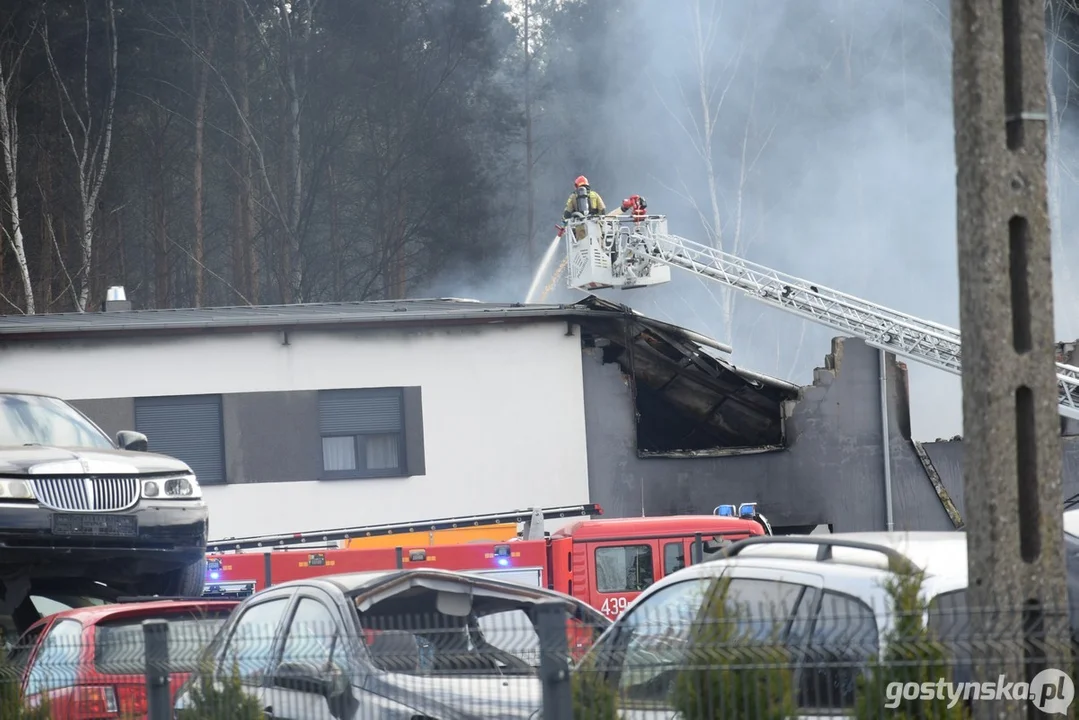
<box><xmin>202</xmin><ymin>503</ymin><xmax>770</xmax><ymax>619</ymax></box>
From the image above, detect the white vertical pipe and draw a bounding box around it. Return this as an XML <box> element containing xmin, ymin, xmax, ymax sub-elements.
<box><xmin>880</xmin><ymin>348</ymin><xmax>895</xmax><ymax>531</ymax></box>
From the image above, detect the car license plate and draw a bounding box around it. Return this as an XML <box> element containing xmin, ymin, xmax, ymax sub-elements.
<box><xmin>51</xmin><ymin>513</ymin><xmax>138</xmax><ymax>537</ymax></box>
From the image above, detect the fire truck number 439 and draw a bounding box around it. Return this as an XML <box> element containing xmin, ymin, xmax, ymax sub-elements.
<box><xmin>600</xmin><ymin>596</ymin><xmax>630</xmax><ymax>617</ymax></box>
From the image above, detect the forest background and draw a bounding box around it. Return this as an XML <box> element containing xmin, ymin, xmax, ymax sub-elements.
<box><xmin>3</xmin><ymin>0</ymin><xmax>1079</xmax><ymax>439</ymax></box>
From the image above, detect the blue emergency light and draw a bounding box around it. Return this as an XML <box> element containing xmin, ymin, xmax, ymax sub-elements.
<box><xmin>494</xmin><ymin>544</ymin><xmax>512</xmax><ymax>567</ymax></box>
<box><xmin>714</xmin><ymin>503</ymin><xmax>759</xmax><ymax>518</ymax></box>
<box><xmin>207</xmin><ymin>558</ymin><xmax>222</xmax><ymax>581</ymax></box>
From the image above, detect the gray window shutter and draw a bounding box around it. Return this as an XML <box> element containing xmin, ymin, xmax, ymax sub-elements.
<box><xmin>135</xmin><ymin>396</ymin><xmax>225</xmax><ymax>484</ymax></box>
<box><xmin>319</xmin><ymin>389</ymin><xmax>403</xmax><ymax>435</ymax></box>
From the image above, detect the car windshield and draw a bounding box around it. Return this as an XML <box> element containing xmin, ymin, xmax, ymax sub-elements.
<box><xmin>0</xmin><ymin>393</ymin><xmax>113</xmax><ymax>449</ymax></box>
<box><xmin>94</xmin><ymin>612</ymin><xmax>231</xmax><ymax>674</ymax></box>
<box><xmin>357</xmin><ymin>592</ymin><xmax>604</xmax><ymax>677</ymax></box>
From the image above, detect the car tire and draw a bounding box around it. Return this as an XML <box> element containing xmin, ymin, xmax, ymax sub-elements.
<box><xmin>143</xmin><ymin>557</ymin><xmax>207</xmax><ymax>598</ymax></box>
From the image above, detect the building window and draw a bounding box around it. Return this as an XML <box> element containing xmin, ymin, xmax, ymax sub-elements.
<box><xmin>134</xmin><ymin>395</ymin><xmax>226</xmax><ymax>485</ymax></box>
<box><xmin>318</xmin><ymin>388</ymin><xmax>412</xmax><ymax>479</ymax></box>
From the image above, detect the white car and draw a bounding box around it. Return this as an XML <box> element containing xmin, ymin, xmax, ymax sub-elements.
<box><xmin>578</xmin><ymin>511</ymin><xmax>1079</xmax><ymax>718</ymax></box>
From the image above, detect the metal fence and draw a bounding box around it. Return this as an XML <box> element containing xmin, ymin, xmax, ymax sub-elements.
<box><xmin>0</xmin><ymin>601</ymin><xmax>1075</xmax><ymax>719</ymax></box>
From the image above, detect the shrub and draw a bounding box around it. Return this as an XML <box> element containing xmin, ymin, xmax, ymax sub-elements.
<box><xmin>669</xmin><ymin>576</ymin><xmax>796</xmax><ymax>720</ymax></box>
<box><xmin>571</xmin><ymin>651</ymin><xmax>619</xmax><ymax>720</ymax></box>
<box><xmin>854</xmin><ymin>560</ymin><xmax>971</xmax><ymax>720</ymax></box>
<box><xmin>175</xmin><ymin>655</ymin><xmax>264</xmax><ymax>720</ymax></box>
<box><xmin>0</xmin><ymin>649</ymin><xmax>49</xmax><ymax>720</ymax></box>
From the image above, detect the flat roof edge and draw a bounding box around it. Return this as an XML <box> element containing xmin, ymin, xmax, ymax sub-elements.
<box><xmin>0</xmin><ymin>307</ymin><xmax>604</xmax><ymax>340</ymax></box>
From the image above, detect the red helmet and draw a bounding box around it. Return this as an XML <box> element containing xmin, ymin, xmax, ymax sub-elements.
<box><xmin>574</xmin><ymin>175</ymin><xmax>589</xmax><ymax>188</ymax></box>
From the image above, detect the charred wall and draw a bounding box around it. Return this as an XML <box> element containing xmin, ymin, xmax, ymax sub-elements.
<box><xmin>576</xmin><ymin>312</ymin><xmax>798</xmax><ymax>455</ymax></box>
<box><xmin>583</xmin><ymin>335</ymin><xmax>1079</xmax><ymax>531</ymax></box>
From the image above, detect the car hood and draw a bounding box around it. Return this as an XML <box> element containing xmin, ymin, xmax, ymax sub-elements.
<box><xmin>367</xmin><ymin>672</ymin><xmax>542</xmax><ymax>719</ymax></box>
<box><xmin>0</xmin><ymin>446</ymin><xmax>191</xmax><ymax>476</ymax></box>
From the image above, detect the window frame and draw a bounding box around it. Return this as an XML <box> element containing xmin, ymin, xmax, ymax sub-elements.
<box><xmin>663</xmin><ymin>541</ymin><xmax>685</xmax><ymax>577</ymax></box>
<box><xmin>602</xmin><ymin>577</ymin><xmax>716</xmax><ymax>707</ymax></box>
<box><xmin>274</xmin><ymin>593</ymin><xmax>347</xmax><ymax>679</ymax></box>
<box><xmin>23</xmin><ymin>619</ymin><xmax>85</xmax><ymax>696</ymax></box>
<box><xmin>91</xmin><ymin>610</ymin><xmax>233</xmax><ymax>675</ymax></box>
<box><xmin>927</xmin><ymin>588</ymin><xmax>968</xmax><ymax>637</ymax></box>
<box><xmin>593</xmin><ymin>544</ymin><xmax>655</xmax><ymax>594</ymax></box>
<box><xmin>795</xmin><ymin>587</ymin><xmax>880</xmax><ymax>711</ymax></box>
<box><xmin>215</xmin><ymin>596</ymin><xmax>293</xmax><ymax>684</ymax></box>
<box><xmin>9</xmin><ymin>623</ymin><xmax>48</xmax><ymax>678</ymax></box>
<box><xmin>594</xmin><ymin>569</ymin><xmax>826</xmax><ymax>712</ymax></box>
<box><xmin>318</xmin><ymin>388</ymin><xmax>408</xmax><ymax>481</ymax></box>
<box><xmin>133</xmin><ymin>394</ymin><xmax>227</xmax><ymax>485</ymax></box>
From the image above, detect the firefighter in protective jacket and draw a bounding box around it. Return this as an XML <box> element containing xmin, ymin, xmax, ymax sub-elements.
<box><xmin>559</xmin><ymin>175</ymin><xmax>606</xmax><ymax>241</ymax></box>
<box><xmin>618</xmin><ymin>194</ymin><xmax>647</xmax><ymax>222</ymax></box>
<box><xmin>563</xmin><ymin>175</ymin><xmax>606</xmax><ymax>220</ymax></box>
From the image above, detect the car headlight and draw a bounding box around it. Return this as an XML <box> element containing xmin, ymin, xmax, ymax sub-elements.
<box><xmin>0</xmin><ymin>479</ymin><xmax>36</xmax><ymax>501</ymax></box>
<box><xmin>142</xmin><ymin>474</ymin><xmax>202</xmax><ymax>500</ymax></box>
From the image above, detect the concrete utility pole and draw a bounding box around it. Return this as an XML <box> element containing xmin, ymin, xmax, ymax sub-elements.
<box><xmin>951</xmin><ymin>0</ymin><xmax>1070</xmax><ymax>716</ymax></box>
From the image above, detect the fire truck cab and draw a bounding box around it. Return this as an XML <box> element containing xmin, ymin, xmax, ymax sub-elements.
<box><xmin>546</xmin><ymin>513</ymin><xmax>767</xmax><ymax>618</ymax></box>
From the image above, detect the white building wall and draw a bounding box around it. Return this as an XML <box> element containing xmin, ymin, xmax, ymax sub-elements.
<box><xmin>0</xmin><ymin>321</ymin><xmax>590</xmax><ymax>538</ymax></box>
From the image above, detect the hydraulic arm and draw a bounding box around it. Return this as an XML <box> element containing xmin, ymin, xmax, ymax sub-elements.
<box><xmin>563</xmin><ymin>214</ymin><xmax>1079</xmax><ymax>420</ymax></box>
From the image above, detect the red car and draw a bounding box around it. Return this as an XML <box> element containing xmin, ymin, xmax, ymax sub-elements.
<box><xmin>7</xmin><ymin>598</ymin><xmax>239</xmax><ymax>719</ymax></box>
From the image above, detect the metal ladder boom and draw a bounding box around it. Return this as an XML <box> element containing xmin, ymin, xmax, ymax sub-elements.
<box><xmin>208</xmin><ymin>503</ymin><xmax>602</xmax><ymax>553</ymax></box>
<box><xmin>631</xmin><ymin>230</ymin><xmax>1079</xmax><ymax>421</ymax></box>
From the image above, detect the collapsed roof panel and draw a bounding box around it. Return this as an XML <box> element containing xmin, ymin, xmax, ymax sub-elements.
<box><xmin>570</xmin><ymin>296</ymin><xmax>801</xmax><ymax>455</ymax></box>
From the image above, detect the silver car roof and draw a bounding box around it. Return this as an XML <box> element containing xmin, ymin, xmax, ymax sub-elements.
<box><xmin>627</xmin><ymin>531</ymin><xmax>971</xmax><ymax>622</ymax></box>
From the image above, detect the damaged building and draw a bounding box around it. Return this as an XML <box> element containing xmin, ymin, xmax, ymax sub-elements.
<box><xmin>1</xmin><ymin>292</ymin><xmax>1076</xmax><ymax>539</ymax></box>
<box><xmin>582</xmin><ymin>316</ymin><xmax>1079</xmax><ymax>533</ymax></box>
<box><xmin>572</xmin><ymin>301</ymin><xmax>799</xmax><ymax>456</ymax></box>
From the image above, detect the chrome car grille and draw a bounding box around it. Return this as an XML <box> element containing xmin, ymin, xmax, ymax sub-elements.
<box><xmin>31</xmin><ymin>476</ymin><xmax>141</xmax><ymax>512</ymax></box>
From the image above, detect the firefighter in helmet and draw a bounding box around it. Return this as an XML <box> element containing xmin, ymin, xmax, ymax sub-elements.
<box><xmin>559</xmin><ymin>175</ymin><xmax>606</xmax><ymax>242</ymax></box>
<box><xmin>563</xmin><ymin>175</ymin><xmax>606</xmax><ymax>220</ymax></box>
<box><xmin>617</xmin><ymin>194</ymin><xmax>648</xmax><ymax>223</ymax></box>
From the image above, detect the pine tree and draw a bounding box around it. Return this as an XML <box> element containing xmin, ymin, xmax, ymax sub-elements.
<box><xmin>0</xmin><ymin>649</ymin><xmax>50</xmax><ymax>720</ymax></box>
<box><xmin>175</xmin><ymin>655</ymin><xmax>264</xmax><ymax>720</ymax></box>
<box><xmin>854</xmin><ymin>562</ymin><xmax>971</xmax><ymax>720</ymax></box>
<box><xmin>669</xmin><ymin>576</ymin><xmax>797</xmax><ymax>720</ymax></box>
<box><xmin>571</xmin><ymin>651</ymin><xmax>619</xmax><ymax>720</ymax></box>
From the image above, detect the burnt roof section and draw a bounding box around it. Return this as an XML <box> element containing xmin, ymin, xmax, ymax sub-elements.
<box><xmin>573</xmin><ymin>296</ymin><xmax>800</xmax><ymax>453</ymax></box>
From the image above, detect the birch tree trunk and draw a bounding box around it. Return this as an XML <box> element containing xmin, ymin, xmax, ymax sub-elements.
<box><xmin>41</xmin><ymin>0</ymin><xmax>119</xmax><ymax>312</ymax></box>
<box><xmin>152</xmin><ymin>111</ymin><xmax>170</xmax><ymax>308</ymax></box>
<box><xmin>0</xmin><ymin>21</ymin><xmax>38</xmax><ymax>314</ymax></box>
<box><xmin>329</xmin><ymin>160</ymin><xmax>341</xmax><ymax>298</ymax></box>
<box><xmin>192</xmin><ymin>7</ymin><xmax>215</xmax><ymax>307</ymax></box>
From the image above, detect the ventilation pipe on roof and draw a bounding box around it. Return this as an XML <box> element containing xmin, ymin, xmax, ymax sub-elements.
<box><xmin>101</xmin><ymin>286</ymin><xmax>132</xmax><ymax>312</ymax></box>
